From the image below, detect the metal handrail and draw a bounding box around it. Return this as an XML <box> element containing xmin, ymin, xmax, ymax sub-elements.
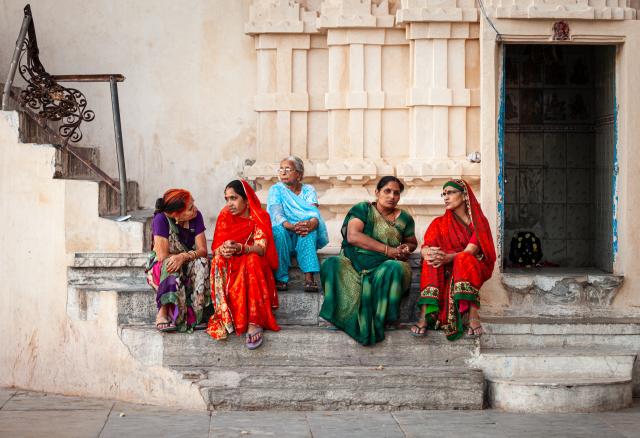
<box><xmin>1</xmin><ymin>5</ymin><xmax>129</xmax><ymax>216</ymax></box>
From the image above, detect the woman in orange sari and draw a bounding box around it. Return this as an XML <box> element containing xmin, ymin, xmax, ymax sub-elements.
<box><xmin>207</xmin><ymin>180</ymin><xmax>280</xmax><ymax>349</ymax></box>
<box><xmin>411</xmin><ymin>179</ymin><xmax>496</xmax><ymax>341</ymax></box>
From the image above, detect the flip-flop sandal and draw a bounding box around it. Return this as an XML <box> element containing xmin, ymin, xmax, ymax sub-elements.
<box><xmin>410</xmin><ymin>323</ymin><xmax>427</xmax><ymax>337</ymax></box>
<box><xmin>303</xmin><ymin>281</ymin><xmax>319</xmax><ymax>292</ymax></box>
<box><xmin>467</xmin><ymin>318</ymin><xmax>484</xmax><ymax>337</ymax></box>
<box><xmin>246</xmin><ymin>328</ymin><xmax>264</xmax><ymax>350</ymax></box>
<box><xmin>276</xmin><ymin>282</ymin><xmax>288</xmax><ymax>291</ymax></box>
<box><xmin>156</xmin><ymin>320</ymin><xmax>177</xmax><ymax>333</ymax></box>
<box><xmin>194</xmin><ymin>322</ymin><xmax>207</xmax><ymax>331</ymax></box>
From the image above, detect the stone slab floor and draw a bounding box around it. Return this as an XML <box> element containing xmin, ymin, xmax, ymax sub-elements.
<box><xmin>1</xmin><ymin>388</ymin><xmax>639</xmax><ymax>437</ymax></box>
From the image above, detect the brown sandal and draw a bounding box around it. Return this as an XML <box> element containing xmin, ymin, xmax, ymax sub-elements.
<box><xmin>467</xmin><ymin>317</ymin><xmax>484</xmax><ymax>337</ymax></box>
<box><xmin>156</xmin><ymin>318</ymin><xmax>177</xmax><ymax>333</ymax></box>
<box><xmin>276</xmin><ymin>282</ymin><xmax>288</xmax><ymax>291</ymax></box>
<box><xmin>303</xmin><ymin>280</ymin><xmax>319</xmax><ymax>292</ymax></box>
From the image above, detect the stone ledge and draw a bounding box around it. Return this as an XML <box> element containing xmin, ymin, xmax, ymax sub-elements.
<box><xmin>500</xmin><ymin>269</ymin><xmax>625</xmax><ymax>317</ymax></box>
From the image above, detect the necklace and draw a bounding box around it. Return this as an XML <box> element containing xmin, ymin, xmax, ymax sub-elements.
<box><xmin>375</xmin><ymin>203</ymin><xmax>397</xmax><ymax>223</ymax></box>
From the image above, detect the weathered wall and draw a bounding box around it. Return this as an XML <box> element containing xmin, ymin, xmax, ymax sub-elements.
<box><xmin>0</xmin><ymin>0</ymin><xmax>257</xmax><ymax>235</ymax></box>
<box><xmin>0</xmin><ymin>111</ymin><xmax>204</xmax><ymax>407</ymax></box>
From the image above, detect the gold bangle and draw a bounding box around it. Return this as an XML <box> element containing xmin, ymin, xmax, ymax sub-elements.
<box><xmin>384</xmin><ymin>245</ymin><xmax>388</xmax><ymax>257</ymax></box>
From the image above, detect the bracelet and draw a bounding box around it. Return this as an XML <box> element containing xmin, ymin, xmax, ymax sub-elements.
<box><xmin>244</xmin><ymin>244</ymin><xmax>250</xmax><ymax>254</ymax></box>
<box><xmin>237</xmin><ymin>244</ymin><xmax>243</xmax><ymax>254</ymax></box>
<box><xmin>384</xmin><ymin>245</ymin><xmax>388</xmax><ymax>257</ymax></box>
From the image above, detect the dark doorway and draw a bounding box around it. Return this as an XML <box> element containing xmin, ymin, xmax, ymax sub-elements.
<box><xmin>502</xmin><ymin>44</ymin><xmax>616</xmax><ymax>272</ymax></box>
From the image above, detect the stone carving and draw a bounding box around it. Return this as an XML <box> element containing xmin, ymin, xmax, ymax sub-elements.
<box><xmin>246</xmin><ymin>0</ymin><xmax>321</xmax><ymax>34</ymax></box>
<box><xmin>396</xmin><ymin>0</ymin><xmax>479</xmax><ymax>23</ymax></box>
<box><xmin>319</xmin><ymin>0</ymin><xmax>395</xmax><ymax>28</ymax></box>
<box><xmin>552</xmin><ymin>20</ymin><xmax>570</xmax><ymax>40</ymax></box>
<box><xmin>501</xmin><ymin>272</ymin><xmax>625</xmax><ymax>317</ymax></box>
<box><xmin>486</xmin><ymin>0</ymin><xmax>637</xmax><ymax>20</ymax></box>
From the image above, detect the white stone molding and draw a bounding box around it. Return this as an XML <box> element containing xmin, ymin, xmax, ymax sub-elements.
<box><xmin>318</xmin><ymin>0</ymin><xmax>396</xmax><ymax>28</ymax></box>
<box><xmin>246</xmin><ymin>0</ymin><xmax>321</xmax><ymax>34</ymax></box>
<box><xmin>396</xmin><ymin>0</ymin><xmax>479</xmax><ymax>23</ymax></box>
<box><xmin>485</xmin><ymin>0</ymin><xmax>637</xmax><ymax>20</ymax></box>
<box><xmin>397</xmin><ymin>21</ymin><xmax>481</xmax><ymax>182</ymax></box>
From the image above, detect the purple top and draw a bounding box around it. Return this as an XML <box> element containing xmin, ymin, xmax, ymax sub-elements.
<box><xmin>151</xmin><ymin>210</ymin><xmax>206</xmax><ymax>250</ymax></box>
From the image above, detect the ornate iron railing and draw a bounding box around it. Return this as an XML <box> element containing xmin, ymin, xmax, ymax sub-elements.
<box><xmin>2</xmin><ymin>4</ymin><xmax>129</xmax><ymax>216</ymax></box>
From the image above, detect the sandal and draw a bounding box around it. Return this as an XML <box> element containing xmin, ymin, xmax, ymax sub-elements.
<box><xmin>194</xmin><ymin>322</ymin><xmax>207</xmax><ymax>331</ymax></box>
<box><xmin>385</xmin><ymin>322</ymin><xmax>401</xmax><ymax>331</ymax></box>
<box><xmin>467</xmin><ymin>317</ymin><xmax>485</xmax><ymax>337</ymax></box>
<box><xmin>410</xmin><ymin>319</ymin><xmax>427</xmax><ymax>337</ymax></box>
<box><xmin>276</xmin><ymin>282</ymin><xmax>288</xmax><ymax>291</ymax></box>
<box><xmin>303</xmin><ymin>280</ymin><xmax>319</xmax><ymax>292</ymax></box>
<box><xmin>156</xmin><ymin>318</ymin><xmax>177</xmax><ymax>333</ymax></box>
<box><xmin>246</xmin><ymin>327</ymin><xmax>264</xmax><ymax>350</ymax></box>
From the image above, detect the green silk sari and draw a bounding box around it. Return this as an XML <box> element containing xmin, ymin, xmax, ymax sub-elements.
<box><xmin>319</xmin><ymin>202</ymin><xmax>415</xmax><ymax>345</ymax></box>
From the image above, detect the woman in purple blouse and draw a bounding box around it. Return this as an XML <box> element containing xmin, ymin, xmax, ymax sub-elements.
<box><xmin>145</xmin><ymin>188</ymin><xmax>210</xmax><ymax>332</ymax></box>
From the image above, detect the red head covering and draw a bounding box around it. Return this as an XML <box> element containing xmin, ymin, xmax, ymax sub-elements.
<box><xmin>212</xmin><ymin>180</ymin><xmax>278</xmax><ymax>271</ymax></box>
<box><xmin>450</xmin><ymin>179</ymin><xmax>496</xmax><ymax>269</ymax></box>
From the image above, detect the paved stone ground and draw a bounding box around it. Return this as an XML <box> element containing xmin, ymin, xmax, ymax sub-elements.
<box><xmin>1</xmin><ymin>388</ymin><xmax>639</xmax><ymax>437</ymax></box>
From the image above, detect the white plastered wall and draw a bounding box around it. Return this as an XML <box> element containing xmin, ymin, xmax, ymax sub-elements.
<box><xmin>0</xmin><ymin>0</ymin><xmax>258</xmax><ymax>236</ymax></box>
<box><xmin>0</xmin><ymin>112</ymin><xmax>205</xmax><ymax>408</ymax></box>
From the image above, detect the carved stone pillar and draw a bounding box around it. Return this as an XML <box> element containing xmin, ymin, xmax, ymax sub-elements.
<box><xmin>315</xmin><ymin>0</ymin><xmax>401</xmax><ymax>242</ymax></box>
<box><xmin>394</xmin><ymin>0</ymin><xmax>481</xmax><ymax>237</ymax></box>
<box><xmin>244</xmin><ymin>0</ymin><xmax>324</xmax><ymax>199</ymax></box>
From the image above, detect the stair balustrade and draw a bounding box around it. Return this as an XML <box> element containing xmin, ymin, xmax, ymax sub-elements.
<box><xmin>2</xmin><ymin>4</ymin><xmax>129</xmax><ymax>216</ymax></box>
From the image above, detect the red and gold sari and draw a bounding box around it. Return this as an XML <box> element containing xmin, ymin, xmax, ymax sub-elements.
<box><xmin>419</xmin><ymin>180</ymin><xmax>496</xmax><ymax>341</ymax></box>
<box><xmin>206</xmin><ymin>180</ymin><xmax>280</xmax><ymax>340</ymax></box>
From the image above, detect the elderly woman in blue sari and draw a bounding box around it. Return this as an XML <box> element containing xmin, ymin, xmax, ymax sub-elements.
<box><xmin>267</xmin><ymin>156</ymin><xmax>329</xmax><ymax>292</ymax></box>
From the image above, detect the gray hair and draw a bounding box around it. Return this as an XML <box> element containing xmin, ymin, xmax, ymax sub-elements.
<box><xmin>282</xmin><ymin>155</ymin><xmax>304</xmax><ymax>176</ymax></box>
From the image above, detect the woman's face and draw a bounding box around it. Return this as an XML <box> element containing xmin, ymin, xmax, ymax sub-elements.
<box><xmin>375</xmin><ymin>181</ymin><xmax>402</xmax><ymax>210</ymax></box>
<box><xmin>278</xmin><ymin>159</ymin><xmax>301</xmax><ymax>185</ymax></box>
<box><xmin>224</xmin><ymin>187</ymin><xmax>248</xmax><ymax>215</ymax></box>
<box><xmin>171</xmin><ymin>199</ymin><xmax>197</xmax><ymax>222</ymax></box>
<box><xmin>442</xmin><ymin>186</ymin><xmax>465</xmax><ymax>211</ymax></box>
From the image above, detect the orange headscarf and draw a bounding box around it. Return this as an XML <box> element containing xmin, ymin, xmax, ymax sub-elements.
<box><xmin>155</xmin><ymin>188</ymin><xmax>192</xmax><ymax>214</ymax></box>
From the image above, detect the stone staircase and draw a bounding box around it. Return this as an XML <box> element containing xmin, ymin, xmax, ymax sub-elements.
<box><xmin>473</xmin><ymin>317</ymin><xmax>640</xmax><ymax>412</ymax></box>
<box><xmin>69</xmin><ymin>252</ymin><xmax>484</xmax><ymax>410</ymax></box>
<box><xmin>66</xmin><ymin>250</ymin><xmax>640</xmax><ymax>412</ymax></box>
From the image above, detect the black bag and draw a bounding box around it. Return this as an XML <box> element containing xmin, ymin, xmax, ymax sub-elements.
<box><xmin>509</xmin><ymin>231</ymin><xmax>542</xmax><ymax>267</ymax></box>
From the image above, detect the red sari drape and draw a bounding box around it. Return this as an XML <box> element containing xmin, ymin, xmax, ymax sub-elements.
<box><xmin>419</xmin><ymin>180</ymin><xmax>496</xmax><ymax>341</ymax></box>
<box><xmin>207</xmin><ymin>180</ymin><xmax>280</xmax><ymax>339</ymax></box>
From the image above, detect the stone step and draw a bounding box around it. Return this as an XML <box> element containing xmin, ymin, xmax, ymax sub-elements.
<box><xmin>196</xmin><ymin>365</ymin><xmax>484</xmax><ymax>411</ymax></box>
<box><xmin>475</xmin><ymin>348</ymin><xmax>636</xmax><ymax>380</ymax></box>
<box><xmin>487</xmin><ymin>376</ymin><xmax>633</xmax><ymax>413</ymax></box>
<box><xmin>53</xmin><ymin>145</ymin><xmax>100</xmax><ymax>180</ymax></box>
<box><xmin>80</xmin><ymin>285</ymin><xmax>323</xmax><ymax>326</ymax></box>
<box><xmin>481</xmin><ymin>317</ymin><xmax>640</xmax><ymax>349</ymax></box>
<box><xmin>99</xmin><ymin>180</ymin><xmax>140</xmax><ymax>216</ymax></box>
<box><xmin>69</xmin><ymin>252</ymin><xmax>425</xmax><ymax>325</ymax></box>
<box><xmin>119</xmin><ymin>325</ymin><xmax>478</xmax><ymax>369</ymax></box>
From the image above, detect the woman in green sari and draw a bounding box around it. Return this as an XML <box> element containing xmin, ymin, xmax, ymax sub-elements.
<box><xmin>319</xmin><ymin>176</ymin><xmax>418</xmax><ymax>345</ymax></box>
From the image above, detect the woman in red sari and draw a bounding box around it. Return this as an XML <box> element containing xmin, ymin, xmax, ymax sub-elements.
<box><xmin>207</xmin><ymin>180</ymin><xmax>280</xmax><ymax>349</ymax></box>
<box><xmin>411</xmin><ymin>179</ymin><xmax>496</xmax><ymax>341</ymax></box>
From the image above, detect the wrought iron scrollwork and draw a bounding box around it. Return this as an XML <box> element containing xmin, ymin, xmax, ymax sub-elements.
<box><xmin>17</xmin><ymin>5</ymin><xmax>94</xmax><ymax>143</ymax></box>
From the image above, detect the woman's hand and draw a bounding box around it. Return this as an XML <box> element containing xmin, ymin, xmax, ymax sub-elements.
<box><xmin>166</xmin><ymin>253</ymin><xmax>188</xmax><ymax>273</ymax></box>
<box><xmin>220</xmin><ymin>240</ymin><xmax>241</xmax><ymax>258</ymax></box>
<box><xmin>293</xmin><ymin>218</ymin><xmax>318</xmax><ymax>236</ymax></box>
<box><xmin>423</xmin><ymin>247</ymin><xmax>455</xmax><ymax>268</ymax></box>
<box><xmin>395</xmin><ymin>244</ymin><xmax>411</xmax><ymax>261</ymax></box>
